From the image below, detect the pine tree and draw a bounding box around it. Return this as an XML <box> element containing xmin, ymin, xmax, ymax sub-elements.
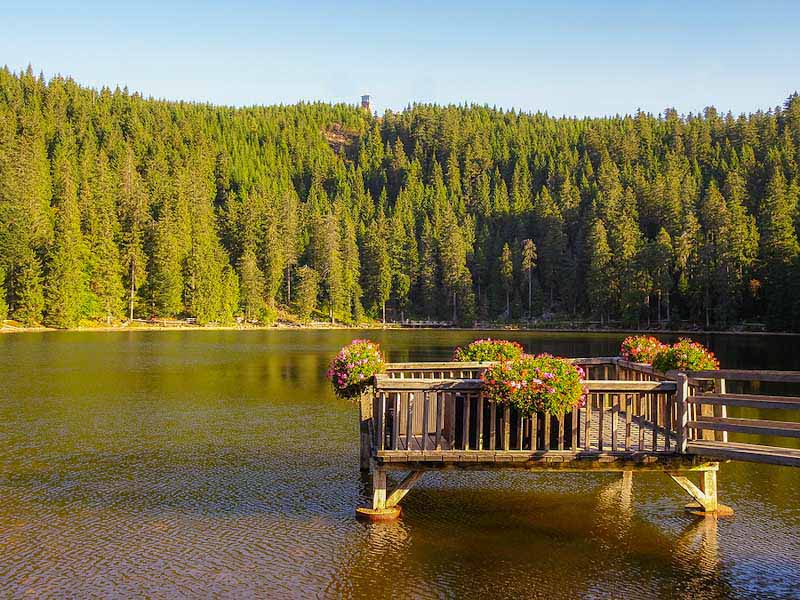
<box><xmin>295</xmin><ymin>265</ymin><xmax>319</xmax><ymax>322</ymax></box>
<box><xmin>362</xmin><ymin>210</ymin><xmax>391</xmax><ymax>322</ymax></box>
<box><xmin>239</xmin><ymin>246</ymin><xmax>265</xmax><ymax>321</ymax></box>
<box><xmin>45</xmin><ymin>137</ymin><xmax>88</xmax><ymax>328</ymax></box>
<box><xmin>586</xmin><ymin>219</ymin><xmax>613</xmax><ymax>323</ymax></box>
<box><xmin>118</xmin><ymin>146</ymin><xmax>148</xmax><ymax>320</ymax></box>
<box><xmin>438</xmin><ymin>207</ymin><xmax>474</xmax><ymax>324</ymax></box>
<box><xmin>86</xmin><ymin>150</ymin><xmax>124</xmax><ymax>322</ymax></box>
<box><xmin>759</xmin><ymin>167</ymin><xmax>799</xmax><ymax>326</ymax></box>
<box><xmin>12</xmin><ymin>247</ymin><xmax>45</xmax><ymax>325</ymax></box>
<box><xmin>521</xmin><ymin>238</ymin><xmax>537</xmax><ymax>318</ymax></box>
<box><xmin>499</xmin><ymin>242</ymin><xmax>513</xmax><ymax>318</ymax></box>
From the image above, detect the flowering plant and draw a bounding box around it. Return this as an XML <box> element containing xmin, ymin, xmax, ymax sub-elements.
<box><xmin>481</xmin><ymin>354</ymin><xmax>586</xmax><ymax>415</ymax></box>
<box><xmin>620</xmin><ymin>335</ymin><xmax>667</xmax><ymax>364</ymax></box>
<box><xmin>454</xmin><ymin>338</ymin><xmax>524</xmax><ymax>362</ymax></box>
<box><xmin>652</xmin><ymin>338</ymin><xmax>720</xmax><ymax>372</ymax></box>
<box><xmin>327</xmin><ymin>339</ymin><xmax>386</xmax><ymax>398</ymax></box>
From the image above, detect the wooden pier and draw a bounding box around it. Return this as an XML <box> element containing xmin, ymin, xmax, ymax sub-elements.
<box><xmin>355</xmin><ymin>357</ymin><xmax>800</xmax><ymax>520</ymax></box>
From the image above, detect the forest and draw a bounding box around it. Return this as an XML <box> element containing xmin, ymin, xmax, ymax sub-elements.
<box><xmin>1</xmin><ymin>66</ymin><xmax>799</xmax><ymax>330</ymax></box>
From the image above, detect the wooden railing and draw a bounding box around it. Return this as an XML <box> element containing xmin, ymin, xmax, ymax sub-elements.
<box><xmin>365</xmin><ymin>360</ymin><xmax>800</xmax><ymax>467</ymax></box>
<box><xmin>385</xmin><ymin>357</ymin><xmax>624</xmax><ymax>380</ymax></box>
<box><xmin>372</xmin><ymin>374</ymin><xmax>678</xmax><ymax>455</ymax></box>
<box><xmin>681</xmin><ymin>369</ymin><xmax>800</xmax><ymax>466</ymax></box>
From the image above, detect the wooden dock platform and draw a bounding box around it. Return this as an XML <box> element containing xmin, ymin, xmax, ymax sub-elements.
<box><xmin>355</xmin><ymin>358</ymin><xmax>800</xmax><ymax>520</ymax></box>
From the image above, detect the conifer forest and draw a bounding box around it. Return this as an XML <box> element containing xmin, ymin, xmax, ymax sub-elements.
<box><xmin>1</xmin><ymin>67</ymin><xmax>800</xmax><ymax>330</ymax></box>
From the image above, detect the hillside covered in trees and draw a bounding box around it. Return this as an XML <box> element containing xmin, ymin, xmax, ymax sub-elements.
<box><xmin>1</xmin><ymin>67</ymin><xmax>799</xmax><ymax>330</ymax></box>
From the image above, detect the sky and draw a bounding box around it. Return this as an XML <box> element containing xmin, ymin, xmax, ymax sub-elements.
<box><xmin>2</xmin><ymin>1</ymin><xmax>799</xmax><ymax>117</ymax></box>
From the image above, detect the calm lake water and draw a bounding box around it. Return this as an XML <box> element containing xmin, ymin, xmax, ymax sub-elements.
<box><xmin>1</xmin><ymin>329</ymin><xmax>799</xmax><ymax>598</ymax></box>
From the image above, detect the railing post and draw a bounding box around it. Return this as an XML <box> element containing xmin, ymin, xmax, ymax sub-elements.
<box><xmin>675</xmin><ymin>373</ymin><xmax>689</xmax><ymax>454</ymax></box>
<box><xmin>713</xmin><ymin>377</ymin><xmax>727</xmax><ymax>443</ymax></box>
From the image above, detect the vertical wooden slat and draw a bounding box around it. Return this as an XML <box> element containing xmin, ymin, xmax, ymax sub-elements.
<box><xmin>557</xmin><ymin>413</ymin><xmax>564</xmax><ymax>450</ymax></box>
<box><xmin>638</xmin><ymin>393</ymin><xmax>645</xmax><ymax>451</ymax></box>
<box><xmin>598</xmin><ymin>394</ymin><xmax>605</xmax><ymax>451</ymax></box>
<box><xmin>489</xmin><ymin>399</ymin><xmax>497</xmax><ymax>450</ymax></box>
<box><xmin>392</xmin><ymin>392</ymin><xmax>400</xmax><ymax>450</ymax></box>
<box><xmin>571</xmin><ymin>408</ymin><xmax>578</xmax><ymax>450</ymax></box>
<box><xmin>624</xmin><ymin>394</ymin><xmax>632</xmax><ymax>451</ymax></box>
<box><xmin>651</xmin><ymin>393</ymin><xmax>659</xmax><ymax>451</ymax></box>
<box><xmin>611</xmin><ymin>394</ymin><xmax>618</xmax><ymax>452</ymax></box>
<box><xmin>532</xmin><ymin>410</ymin><xmax>539</xmax><ymax>450</ymax></box>
<box><xmin>476</xmin><ymin>393</ymin><xmax>484</xmax><ymax>450</ymax></box>
<box><xmin>584</xmin><ymin>394</ymin><xmax>592</xmax><ymax>450</ymax></box>
<box><xmin>447</xmin><ymin>392</ymin><xmax>456</xmax><ymax>449</ymax></box>
<box><xmin>543</xmin><ymin>411</ymin><xmax>551</xmax><ymax>450</ymax></box>
<box><xmin>517</xmin><ymin>410</ymin><xmax>524</xmax><ymax>450</ymax></box>
<box><xmin>664</xmin><ymin>392</ymin><xmax>672</xmax><ymax>451</ymax></box>
<box><xmin>406</xmin><ymin>392</ymin><xmax>415</xmax><ymax>450</ymax></box>
<box><xmin>462</xmin><ymin>394</ymin><xmax>471</xmax><ymax>450</ymax></box>
<box><xmin>421</xmin><ymin>391</ymin><xmax>430</xmax><ymax>451</ymax></box>
<box><xmin>503</xmin><ymin>405</ymin><xmax>511</xmax><ymax>451</ymax></box>
<box><xmin>435</xmin><ymin>392</ymin><xmax>443</xmax><ymax>450</ymax></box>
<box><xmin>377</xmin><ymin>392</ymin><xmax>386</xmax><ymax>451</ymax></box>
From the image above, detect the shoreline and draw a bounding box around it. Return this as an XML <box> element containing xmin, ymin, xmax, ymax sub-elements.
<box><xmin>1</xmin><ymin>321</ymin><xmax>797</xmax><ymax>337</ymax></box>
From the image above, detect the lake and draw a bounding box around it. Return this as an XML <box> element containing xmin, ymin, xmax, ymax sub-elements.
<box><xmin>1</xmin><ymin>329</ymin><xmax>799</xmax><ymax>598</ymax></box>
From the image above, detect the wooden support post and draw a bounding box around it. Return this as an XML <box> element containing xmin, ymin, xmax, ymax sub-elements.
<box><xmin>675</xmin><ymin>373</ymin><xmax>689</xmax><ymax>454</ymax></box>
<box><xmin>713</xmin><ymin>378</ymin><xmax>728</xmax><ymax>443</ymax></box>
<box><xmin>358</xmin><ymin>390</ymin><xmax>373</xmax><ymax>472</ymax></box>
<box><xmin>667</xmin><ymin>465</ymin><xmax>733</xmax><ymax>516</ymax></box>
<box><xmin>356</xmin><ymin>462</ymin><xmax>402</xmax><ymax>521</ymax></box>
<box><xmin>372</xmin><ymin>467</ymin><xmax>387</xmax><ymax>510</ymax></box>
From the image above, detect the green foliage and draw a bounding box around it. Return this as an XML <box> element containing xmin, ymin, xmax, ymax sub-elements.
<box><xmin>0</xmin><ymin>267</ymin><xmax>7</xmax><ymax>321</ymax></box>
<box><xmin>453</xmin><ymin>338</ymin><xmax>524</xmax><ymax>362</ymax></box>
<box><xmin>0</xmin><ymin>67</ymin><xmax>798</xmax><ymax>330</ymax></box>
<box><xmin>481</xmin><ymin>354</ymin><xmax>586</xmax><ymax>415</ymax></box>
<box><xmin>295</xmin><ymin>266</ymin><xmax>319</xmax><ymax>322</ymax></box>
<box><xmin>652</xmin><ymin>338</ymin><xmax>720</xmax><ymax>372</ymax></box>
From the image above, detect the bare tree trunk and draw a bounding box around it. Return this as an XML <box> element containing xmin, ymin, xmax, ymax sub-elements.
<box><xmin>382</xmin><ymin>301</ymin><xmax>386</xmax><ymax>324</ymax></box>
<box><xmin>129</xmin><ymin>262</ymin><xmax>135</xmax><ymax>321</ymax></box>
<box><xmin>657</xmin><ymin>290</ymin><xmax>662</xmax><ymax>323</ymax></box>
<box><xmin>528</xmin><ymin>270</ymin><xmax>532</xmax><ymax>317</ymax></box>
<box><xmin>286</xmin><ymin>264</ymin><xmax>291</xmax><ymax>304</ymax></box>
<box><xmin>452</xmin><ymin>291</ymin><xmax>457</xmax><ymax>323</ymax></box>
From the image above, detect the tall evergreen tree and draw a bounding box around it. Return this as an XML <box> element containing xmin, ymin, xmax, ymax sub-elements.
<box><xmin>45</xmin><ymin>137</ymin><xmax>88</xmax><ymax>328</ymax></box>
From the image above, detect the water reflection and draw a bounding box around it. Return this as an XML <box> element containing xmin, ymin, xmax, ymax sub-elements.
<box><xmin>0</xmin><ymin>330</ymin><xmax>799</xmax><ymax>597</ymax></box>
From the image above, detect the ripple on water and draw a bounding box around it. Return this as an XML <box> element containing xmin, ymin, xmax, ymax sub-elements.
<box><xmin>1</xmin><ymin>330</ymin><xmax>799</xmax><ymax>597</ymax></box>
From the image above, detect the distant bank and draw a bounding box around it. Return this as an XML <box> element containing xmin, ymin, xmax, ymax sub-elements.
<box><xmin>2</xmin><ymin>320</ymin><xmax>796</xmax><ymax>337</ymax></box>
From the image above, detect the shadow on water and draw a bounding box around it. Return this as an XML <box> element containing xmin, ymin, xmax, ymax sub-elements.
<box><xmin>334</xmin><ymin>474</ymin><xmax>737</xmax><ymax>598</ymax></box>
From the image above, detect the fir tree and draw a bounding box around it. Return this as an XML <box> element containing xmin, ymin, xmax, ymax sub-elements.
<box><xmin>295</xmin><ymin>265</ymin><xmax>319</xmax><ymax>322</ymax></box>
<box><xmin>45</xmin><ymin>137</ymin><xmax>88</xmax><ymax>328</ymax></box>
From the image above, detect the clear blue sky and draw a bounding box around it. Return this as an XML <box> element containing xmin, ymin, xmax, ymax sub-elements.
<box><xmin>3</xmin><ymin>1</ymin><xmax>799</xmax><ymax>117</ymax></box>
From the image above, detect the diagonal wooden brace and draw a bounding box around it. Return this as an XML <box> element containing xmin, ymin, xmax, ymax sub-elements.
<box><xmin>385</xmin><ymin>471</ymin><xmax>424</xmax><ymax>508</ymax></box>
<box><xmin>667</xmin><ymin>467</ymin><xmax>731</xmax><ymax>515</ymax></box>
